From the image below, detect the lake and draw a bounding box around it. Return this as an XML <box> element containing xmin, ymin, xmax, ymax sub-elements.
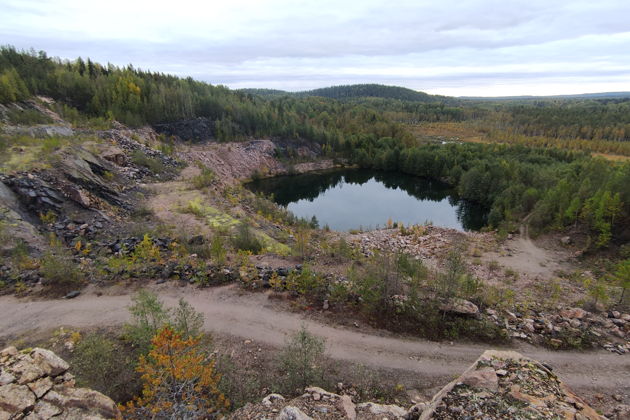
<box><xmin>246</xmin><ymin>169</ymin><xmax>487</xmax><ymax>231</ymax></box>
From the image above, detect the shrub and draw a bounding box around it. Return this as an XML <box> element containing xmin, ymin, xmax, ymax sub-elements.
<box><xmin>277</xmin><ymin>326</ymin><xmax>326</xmax><ymax>394</ymax></box>
<box><xmin>131</xmin><ymin>150</ymin><xmax>168</xmax><ymax>174</ymax></box>
<box><xmin>40</xmin><ymin>249</ymin><xmax>83</xmax><ymax>289</ymax></box>
<box><xmin>210</xmin><ymin>235</ymin><xmax>227</xmax><ymax>266</ymax></box>
<box><xmin>121</xmin><ymin>327</ymin><xmax>229</xmax><ymax>419</ymax></box>
<box><xmin>172</xmin><ymin>298</ymin><xmax>204</xmax><ymax>339</ymax></box>
<box><xmin>124</xmin><ymin>290</ymin><xmax>170</xmax><ymax>353</ymax></box>
<box><xmin>191</xmin><ymin>167</ymin><xmax>216</xmax><ymax>189</ymax></box>
<box><xmin>231</xmin><ymin>224</ymin><xmax>262</xmax><ymax>254</ymax></box>
<box><xmin>72</xmin><ymin>333</ymin><xmax>139</xmax><ymax>402</ymax></box>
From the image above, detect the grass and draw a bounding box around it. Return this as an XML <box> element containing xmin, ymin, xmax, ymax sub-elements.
<box><xmin>130</xmin><ymin>149</ymin><xmax>170</xmax><ymax>175</ymax></box>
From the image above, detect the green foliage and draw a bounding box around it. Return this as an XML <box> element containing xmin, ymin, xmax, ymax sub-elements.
<box><xmin>210</xmin><ymin>234</ymin><xmax>227</xmax><ymax>266</ymax></box>
<box><xmin>125</xmin><ymin>290</ymin><xmax>170</xmax><ymax>353</ymax></box>
<box><xmin>231</xmin><ymin>223</ymin><xmax>263</xmax><ymax>254</ymax></box>
<box><xmin>72</xmin><ymin>333</ymin><xmax>139</xmax><ymax>402</ymax></box>
<box><xmin>191</xmin><ymin>167</ymin><xmax>216</xmax><ymax>189</ymax></box>
<box><xmin>40</xmin><ymin>246</ymin><xmax>83</xmax><ymax>289</ymax></box>
<box><xmin>612</xmin><ymin>259</ymin><xmax>630</xmax><ymax>304</ymax></box>
<box><xmin>0</xmin><ymin>68</ymin><xmax>29</xmax><ymax>103</ymax></box>
<box><xmin>5</xmin><ymin>108</ymin><xmax>51</xmax><ymax>124</ymax></box>
<box><xmin>130</xmin><ymin>150</ymin><xmax>168</xmax><ymax>175</ymax></box>
<box><xmin>124</xmin><ymin>291</ymin><xmax>205</xmax><ymax>353</ymax></box>
<box><xmin>278</xmin><ymin>326</ymin><xmax>326</xmax><ymax>393</ymax></box>
<box><xmin>172</xmin><ymin>298</ymin><xmax>205</xmax><ymax>339</ymax></box>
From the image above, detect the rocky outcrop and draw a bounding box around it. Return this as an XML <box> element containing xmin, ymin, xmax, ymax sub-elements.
<box><xmin>154</xmin><ymin>117</ymin><xmax>215</xmax><ymax>142</ymax></box>
<box><xmin>417</xmin><ymin>350</ymin><xmax>603</xmax><ymax>420</ymax></box>
<box><xmin>229</xmin><ymin>351</ymin><xmax>607</xmax><ymax>420</ymax></box>
<box><xmin>0</xmin><ymin>346</ymin><xmax>120</xmax><ymax>419</ymax></box>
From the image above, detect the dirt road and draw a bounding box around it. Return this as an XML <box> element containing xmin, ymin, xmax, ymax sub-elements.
<box><xmin>0</xmin><ymin>285</ymin><xmax>627</xmax><ymax>395</ymax></box>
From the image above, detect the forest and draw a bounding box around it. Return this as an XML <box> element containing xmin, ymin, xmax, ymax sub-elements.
<box><xmin>1</xmin><ymin>46</ymin><xmax>628</xmax><ymax>248</ymax></box>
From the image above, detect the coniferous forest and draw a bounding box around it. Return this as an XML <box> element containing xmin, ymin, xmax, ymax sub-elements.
<box><xmin>1</xmin><ymin>46</ymin><xmax>628</xmax><ymax>247</ymax></box>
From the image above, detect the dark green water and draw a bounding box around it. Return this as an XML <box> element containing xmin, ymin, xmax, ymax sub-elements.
<box><xmin>246</xmin><ymin>169</ymin><xmax>487</xmax><ymax>231</ymax></box>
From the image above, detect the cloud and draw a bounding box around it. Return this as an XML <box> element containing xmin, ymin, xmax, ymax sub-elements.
<box><xmin>0</xmin><ymin>0</ymin><xmax>628</xmax><ymax>95</ymax></box>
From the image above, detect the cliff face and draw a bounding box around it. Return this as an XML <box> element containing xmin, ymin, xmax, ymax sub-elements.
<box><xmin>229</xmin><ymin>350</ymin><xmax>610</xmax><ymax>420</ymax></box>
<box><xmin>0</xmin><ymin>346</ymin><xmax>120</xmax><ymax>420</ymax></box>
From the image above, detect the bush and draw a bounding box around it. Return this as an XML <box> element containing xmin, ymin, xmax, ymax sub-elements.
<box><xmin>121</xmin><ymin>327</ymin><xmax>229</xmax><ymax>419</ymax></box>
<box><xmin>72</xmin><ymin>333</ymin><xmax>139</xmax><ymax>402</ymax></box>
<box><xmin>124</xmin><ymin>290</ymin><xmax>170</xmax><ymax>353</ymax></box>
<box><xmin>131</xmin><ymin>150</ymin><xmax>168</xmax><ymax>174</ymax></box>
<box><xmin>191</xmin><ymin>167</ymin><xmax>216</xmax><ymax>189</ymax></box>
<box><xmin>277</xmin><ymin>326</ymin><xmax>326</xmax><ymax>394</ymax></box>
<box><xmin>172</xmin><ymin>298</ymin><xmax>204</xmax><ymax>338</ymax></box>
<box><xmin>124</xmin><ymin>291</ymin><xmax>205</xmax><ymax>353</ymax></box>
<box><xmin>40</xmin><ymin>249</ymin><xmax>83</xmax><ymax>289</ymax></box>
<box><xmin>231</xmin><ymin>224</ymin><xmax>263</xmax><ymax>254</ymax></box>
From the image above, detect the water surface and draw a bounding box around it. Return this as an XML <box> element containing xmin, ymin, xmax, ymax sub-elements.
<box><xmin>247</xmin><ymin>169</ymin><xmax>486</xmax><ymax>231</ymax></box>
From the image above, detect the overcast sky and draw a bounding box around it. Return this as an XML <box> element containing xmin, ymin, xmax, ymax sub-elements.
<box><xmin>1</xmin><ymin>0</ymin><xmax>629</xmax><ymax>96</ymax></box>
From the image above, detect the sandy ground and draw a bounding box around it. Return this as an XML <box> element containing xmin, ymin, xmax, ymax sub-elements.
<box><xmin>482</xmin><ymin>224</ymin><xmax>573</xmax><ymax>279</ymax></box>
<box><xmin>0</xmin><ymin>284</ymin><xmax>627</xmax><ymax>398</ymax></box>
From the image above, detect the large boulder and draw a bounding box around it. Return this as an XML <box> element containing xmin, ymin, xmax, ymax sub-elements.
<box><xmin>439</xmin><ymin>298</ymin><xmax>479</xmax><ymax>317</ymax></box>
<box><xmin>0</xmin><ymin>346</ymin><xmax>121</xmax><ymax>420</ymax></box>
<box><xmin>416</xmin><ymin>350</ymin><xmax>603</xmax><ymax>420</ymax></box>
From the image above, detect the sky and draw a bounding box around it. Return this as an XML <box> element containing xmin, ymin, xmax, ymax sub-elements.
<box><xmin>1</xmin><ymin>0</ymin><xmax>629</xmax><ymax>96</ymax></box>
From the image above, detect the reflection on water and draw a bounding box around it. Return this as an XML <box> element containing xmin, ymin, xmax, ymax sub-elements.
<box><xmin>246</xmin><ymin>169</ymin><xmax>487</xmax><ymax>231</ymax></box>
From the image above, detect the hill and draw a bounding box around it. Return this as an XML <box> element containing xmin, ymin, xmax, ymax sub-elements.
<box><xmin>241</xmin><ymin>84</ymin><xmax>444</xmax><ymax>102</ymax></box>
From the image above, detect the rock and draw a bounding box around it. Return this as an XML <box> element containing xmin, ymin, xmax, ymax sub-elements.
<box><xmin>100</xmin><ymin>146</ymin><xmax>127</xmax><ymax>166</ymax></box>
<box><xmin>31</xmin><ymin>400</ymin><xmax>63</xmax><ymax>418</ymax></box>
<box><xmin>559</xmin><ymin>308</ymin><xmax>588</xmax><ymax>320</ymax></box>
<box><xmin>357</xmin><ymin>402</ymin><xmax>407</xmax><ymax>417</ymax></box>
<box><xmin>0</xmin><ymin>371</ymin><xmax>15</xmax><ymax>386</ymax></box>
<box><xmin>63</xmin><ymin>290</ymin><xmax>80</xmax><ymax>299</ymax></box>
<box><xmin>275</xmin><ymin>406</ymin><xmax>313</xmax><ymax>420</ymax></box>
<box><xmin>30</xmin><ymin>348</ymin><xmax>69</xmax><ymax>376</ymax></box>
<box><xmin>27</xmin><ymin>376</ymin><xmax>53</xmax><ymax>398</ymax></box>
<box><xmin>0</xmin><ymin>346</ymin><xmax>120</xmax><ymax>419</ymax></box>
<box><xmin>439</xmin><ymin>298</ymin><xmax>479</xmax><ymax>317</ymax></box>
<box><xmin>188</xmin><ymin>235</ymin><xmax>205</xmax><ymax>245</ymax></box>
<box><xmin>406</xmin><ymin>402</ymin><xmax>428</xmax><ymax>419</ymax></box>
<box><xmin>460</xmin><ymin>367</ymin><xmax>499</xmax><ymax>392</ymax></box>
<box><xmin>262</xmin><ymin>393</ymin><xmax>285</xmax><ymax>407</ymax></box>
<box><xmin>560</xmin><ymin>236</ymin><xmax>572</xmax><ymax>245</ymax></box>
<box><xmin>339</xmin><ymin>395</ymin><xmax>356</xmax><ymax>420</ymax></box>
<box><xmin>0</xmin><ymin>384</ymin><xmax>36</xmax><ymax>415</ymax></box>
<box><xmin>63</xmin><ymin>185</ymin><xmax>91</xmax><ymax>208</ymax></box>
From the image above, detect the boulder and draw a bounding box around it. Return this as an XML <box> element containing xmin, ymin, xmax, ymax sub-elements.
<box><xmin>559</xmin><ymin>308</ymin><xmax>588</xmax><ymax>320</ymax></box>
<box><xmin>459</xmin><ymin>366</ymin><xmax>499</xmax><ymax>392</ymax></box>
<box><xmin>275</xmin><ymin>406</ymin><xmax>313</xmax><ymax>420</ymax></box>
<box><xmin>439</xmin><ymin>298</ymin><xmax>479</xmax><ymax>317</ymax></box>
<box><xmin>0</xmin><ymin>346</ymin><xmax>120</xmax><ymax>420</ymax></box>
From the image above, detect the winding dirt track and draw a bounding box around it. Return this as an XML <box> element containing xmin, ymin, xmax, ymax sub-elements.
<box><xmin>0</xmin><ymin>285</ymin><xmax>628</xmax><ymax>394</ymax></box>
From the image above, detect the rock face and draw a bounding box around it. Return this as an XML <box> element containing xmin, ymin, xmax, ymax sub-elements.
<box><xmin>418</xmin><ymin>350</ymin><xmax>603</xmax><ymax>420</ymax></box>
<box><xmin>229</xmin><ymin>351</ymin><xmax>605</xmax><ymax>420</ymax></box>
<box><xmin>0</xmin><ymin>346</ymin><xmax>121</xmax><ymax>420</ymax></box>
<box><xmin>154</xmin><ymin>117</ymin><xmax>215</xmax><ymax>142</ymax></box>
